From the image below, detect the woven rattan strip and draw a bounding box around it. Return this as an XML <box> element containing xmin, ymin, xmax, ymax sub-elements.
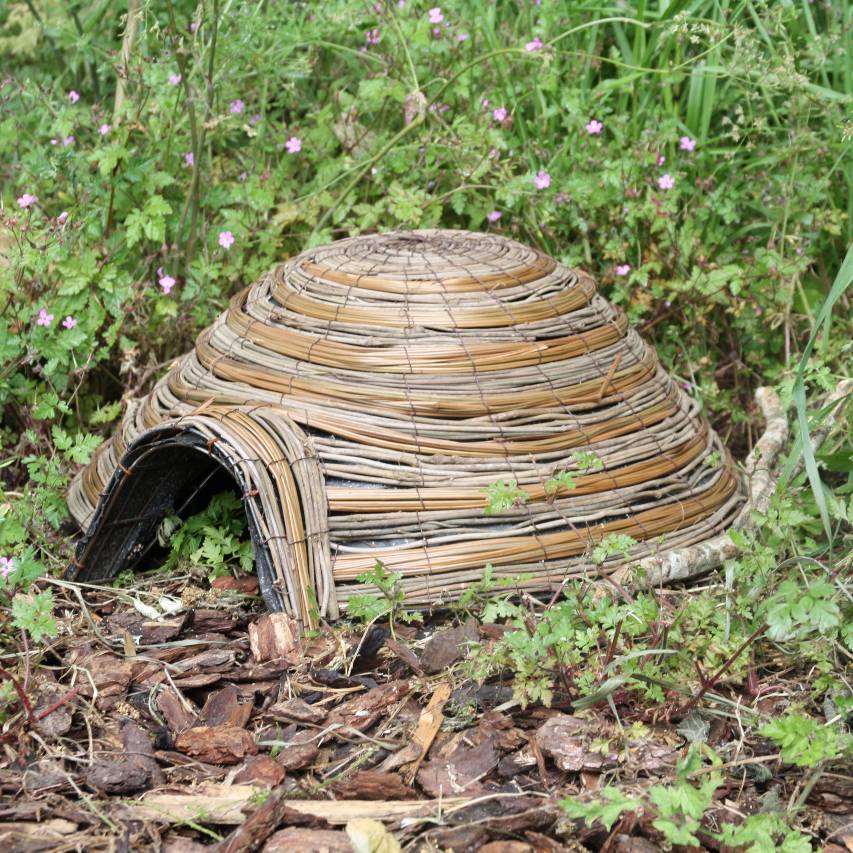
<box><xmin>66</xmin><ymin>230</ymin><xmax>744</xmax><ymax>628</ymax></box>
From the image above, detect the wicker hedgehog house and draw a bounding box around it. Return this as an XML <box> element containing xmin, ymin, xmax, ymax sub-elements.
<box><xmin>67</xmin><ymin>230</ymin><xmax>744</xmax><ymax>628</ymax></box>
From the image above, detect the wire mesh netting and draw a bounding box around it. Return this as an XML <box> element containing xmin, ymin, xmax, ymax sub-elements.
<box><xmin>67</xmin><ymin>230</ymin><xmax>744</xmax><ymax>628</ymax></box>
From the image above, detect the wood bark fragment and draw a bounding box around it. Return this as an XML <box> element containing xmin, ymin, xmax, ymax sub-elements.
<box><xmin>248</xmin><ymin>614</ymin><xmax>300</xmax><ymax>664</ymax></box>
<box><xmin>174</xmin><ymin>725</ymin><xmax>257</xmax><ymax>765</ymax></box>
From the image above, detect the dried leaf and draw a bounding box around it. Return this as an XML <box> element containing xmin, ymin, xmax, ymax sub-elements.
<box><xmin>346</xmin><ymin>818</ymin><xmax>402</xmax><ymax>853</ymax></box>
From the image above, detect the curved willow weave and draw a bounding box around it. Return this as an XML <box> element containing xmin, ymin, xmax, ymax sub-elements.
<box><xmin>67</xmin><ymin>230</ymin><xmax>744</xmax><ymax>628</ymax></box>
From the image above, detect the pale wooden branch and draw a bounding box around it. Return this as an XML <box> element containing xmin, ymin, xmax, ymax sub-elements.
<box><xmin>613</xmin><ymin>386</ymin><xmax>788</xmax><ymax>588</ymax></box>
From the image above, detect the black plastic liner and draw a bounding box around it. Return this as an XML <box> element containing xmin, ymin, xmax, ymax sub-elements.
<box><xmin>65</xmin><ymin>427</ymin><xmax>283</xmax><ymax>612</ymax></box>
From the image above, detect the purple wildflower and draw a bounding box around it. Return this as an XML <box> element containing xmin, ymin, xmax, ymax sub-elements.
<box><xmin>534</xmin><ymin>170</ymin><xmax>551</xmax><ymax>189</ymax></box>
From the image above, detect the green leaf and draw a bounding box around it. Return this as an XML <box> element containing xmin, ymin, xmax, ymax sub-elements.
<box><xmin>760</xmin><ymin>714</ymin><xmax>844</xmax><ymax>767</ymax></box>
<box><xmin>484</xmin><ymin>480</ymin><xmax>530</xmax><ymax>515</ymax></box>
<box><xmin>561</xmin><ymin>787</ymin><xmax>642</xmax><ymax>831</ymax></box>
<box><xmin>12</xmin><ymin>590</ymin><xmax>57</xmax><ymax>642</ymax></box>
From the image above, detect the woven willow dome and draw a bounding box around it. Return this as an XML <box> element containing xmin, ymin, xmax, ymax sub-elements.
<box><xmin>67</xmin><ymin>230</ymin><xmax>744</xmax><ymax>628</ymax></box>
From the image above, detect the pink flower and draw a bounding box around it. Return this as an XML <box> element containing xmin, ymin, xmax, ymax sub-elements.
<box><xmin>679</xmin><ymin>136</ymin><xmax>696</xmax><ymax>151</ymax></box>
<box><xmin>99</xmin><ymin>123</ymin><xmax>111</xmax><ymax>136</ymax></box>
<box><xmin>615</xmin><ymin>264</ymin><xmax>631</xmax><ymax>276</ymax></box>
<box><xmin>487</xmin><ymin>210</ymin><xmax>502</xmax><ymax>222</ymax></box>
<box><xmin>457</xmin><ymin>31</ymin><xmax>469</xmax><ymax>42</ymax></box>
<box><xmin>17</xmin><ymin>193</ymin><xmax>37</xmax><ymax>209</ymax></box>
<box><xmin>230</xmin><ymin>99</ymin><xmax>245</xmax><ymax>115</ymax></box>
<box><xmin>218</xmin><ymin>230</ymin><xmax>235</xmax><ymax>250</ymax></box>
<box><xmin>658</xmin><ymin>173</ymin><xmax>675</xmax><ymax>190</ymax></box>
<box><xmin>158</xmin><ymin>274</ymin><xmax>176</xmax><ymax>295</ymax></box>
<box><xmin>51</xmin><ymin>138</ymin><xmax>58</xmax><ymax>145</ymax></box>
<box><xmin>585</xmin><ymin>119</ymin><xmax>603</xmax><ymax>135</ymax></box>
<box><xmin>525</xmin><ymin>37</ymin><xmax>543</xmax><ymax>51</ymax></box>
<box><xmin>285</xmin><ymin>136</ymin><xmax>302</xmax><ymax>154</ymax></box>
<box><xmin>190</xmin><ymin>21</ymin><xmax>199</xmax><ymax>32</ymax></box>
<box><xmin>36</xmin><ymin>308</ymin><xmax>54</xmax><ymax>327</ymax></box>
<box><xmin>0</xmin><ymin>557</ymin><xmax>14</xmax><ymax>578</ymax></box>
<box><xmin>366</xmin><ymin>27</ymin><xmax>381</xmax><ymax>46</ymax></box>
<box><xmin>57</xmin><ymin>211</ymin><xmax>68</xmax><ymax>223</ymax></box>
<box><xmin>481</xmin><ymin>98</ymin><xmax>490</xmax><ymax>109</ymax></box>
<box><xmin>249</xmin><ymin>113</ymin><xmax>262</xmax><ymax>126</ymax></box>
<box><xmin>169</xmin><ymin>73</ymin><xmax>182</xmax><ymax>86</ymax></box>
<box><xmin>534</xmin><ymin>170</ymin><xmax>551</xmax><ymax>190</ymax></box>
<box><xmin>656</xmin><ymin>153</ymin><xmax>666</xmax><ymax>166</ymax></box>
<box><xmin>68</xmin><ymin>90</ymin><xmax>80</xmax><ymax>104</ymax></box>
<box><xmin>62</xmin><ymin>315</ymin><xmax>77</xmax><ymax>329</ymax></box>
<box><xmin>184</xmin><ymin>151</ymin><xmax>194</xmax><ymax>167</ymax></box>
<box><xmin>492</xmin><ymin>106</ymin><xmax>507</xmax><ymax>122</ymax></box>
<box><xmin>428</xmin><ymin>7</ymin><xmax>443</xmax><ymax>23</ymax></box>
<box><xmin>63</xmin><ymin>135</ymin><xmax>75</xmax><ymax>146</ymax></box>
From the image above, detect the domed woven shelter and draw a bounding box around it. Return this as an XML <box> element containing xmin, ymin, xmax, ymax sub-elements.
<box><xmin>67</xmin><ymin>230</ymin><xmax>744</xmax><ymax>628</ymax></box>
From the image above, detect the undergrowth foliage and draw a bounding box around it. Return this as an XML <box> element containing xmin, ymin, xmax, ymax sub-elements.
<box><xmin>0</xmin><ymin>0</ymin><xmax>851</xmax><ymax>843</ymax></box>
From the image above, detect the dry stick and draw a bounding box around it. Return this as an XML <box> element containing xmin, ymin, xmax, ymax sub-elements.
<box><xmin>113</xmin><ymin>0</ymin><xmax>141</xmax><ymax>119</ymax></box>
<box><xmin>105</xmin><ymin>0</ymin><xmax>141</xmax><ymax>235</ymax></box>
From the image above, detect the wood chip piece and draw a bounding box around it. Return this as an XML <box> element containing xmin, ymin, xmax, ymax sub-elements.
<box><xmin>199</xmin><ymin>684</ymin><xmax>254</xmax><ymax>729</ymax></box>
<box><xmin>401</xmin><ymin>681</ymin><xmax>451</xmax><ymax>784</ymax></box>
<box><xmin>263</xmin><ymin>828</ymin><xmax>350</xmax><ymax>852</ymax></box>
<box><xmin>233</xmin><ymin>756</ymin><xmax>285</xmax><ymax>788</ymax></box>
<box><xmin>248</xmin><ymin>613</ymin><xmax>300</xmax><ymax>663</ymax></box>
<box><xmin>420</xmin><ymin>619</ymin><xmax>479</xmax><ymax>674</ymax></box>
<box><xmin>417</xmin><ymin>736</ymin><xmax>498</xmax><ymax>798</ymax></box>
<box><xmin>157</xmin><ymin>686</ymin><xmax>197</xmax><ymax>735</ymax></box>
<box><xmin>211</xmin><ymin>576</ymin><xmax>260</xmax><ymax>596</ymax></box>
<box><xmin>266</xmin><ymin>697</ymin><xmax>326</xmax><ymax>724</ymax></box>
<box><xmin>174</xmin><ymin>725</ymin><xmax>257</xmax><ymax>765</ymax></box>
<box><xmin>326</xmin><ymin>680</ymin><xmax>410</xmax><ymax>735</ymax></box>
<box><xmin>85</xmin><ymin>759</ymin><xmax>150</xmax><ymax>794</ymax></box>
<box><xmin>331</xmin><ymin>771</ymin><xmax>414</xmax><ymax>801</ymax></box>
